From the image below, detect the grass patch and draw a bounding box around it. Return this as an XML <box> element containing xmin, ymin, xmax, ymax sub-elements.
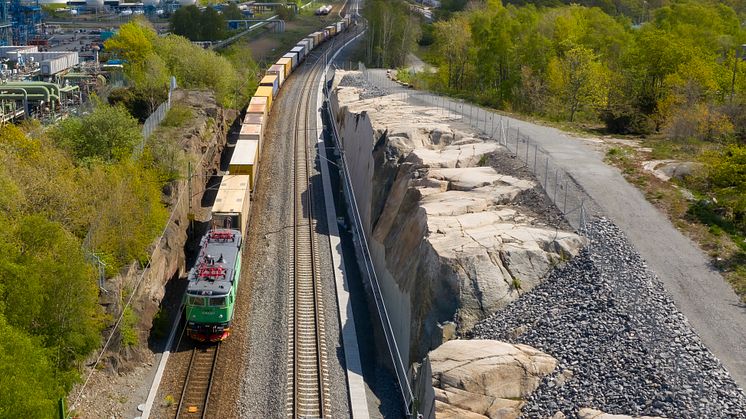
<box><xmin>602</xmin><ymin>136</ymin><xmax>746</xmax><ymax>303</ymax></box>
<box><xmin>161</xmin><ymin>104</ymin><xmax>193</xmax><ymax>128</ymax></box>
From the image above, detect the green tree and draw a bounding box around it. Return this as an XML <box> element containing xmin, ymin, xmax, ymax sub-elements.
<box><xmin>200</xmin><ymin>6</ymin><xmax>227</xmax><ymax>41</ymax></box>
<box><xmin>103</xmin><ymin>18</ymin><xmax>157</xmax><ymax>84</ymax></box>
<box><xmin>547</xmin><ymin>46</ymin><xmax>608</xmax><ymax>121</ymax></box>
<box><xmin>0</xmin><ymin>314</ymin><xmax>61</xmax><ymax>419</ymax></box>
<box><xmin>222</xmin><ymin>2</ymin><xmax>244</xmax><ymax>20</ymax></box>
<box><xmin>433</xmin><ymin>15</ymin><xmax>472</xmax><ymax>90</ymax></box>
<box><xmin>169</xmin><ymin>5</ymin><xmax>202</xmax><ymax>41</ymax></box>
<box><xmin>51</xmin><ymin>101</ymin><xmax>143</xmax><ymax>162</ymax></box>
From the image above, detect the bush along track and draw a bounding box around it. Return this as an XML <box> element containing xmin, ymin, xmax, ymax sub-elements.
<box><xmin>469</xmin><ymin>218</ymin><xmax>746</xmax><ymax>418</ymax></box>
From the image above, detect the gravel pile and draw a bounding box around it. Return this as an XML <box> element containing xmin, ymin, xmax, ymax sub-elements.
<box><xmin>338</xmin><ymin>71</ymin><xmax>395</xmax><ymax>99</ymax></box>
<box><xmin>469</xmin><ymin>217</ymin><xmax>746</xmax><ymax>418</ymax></box>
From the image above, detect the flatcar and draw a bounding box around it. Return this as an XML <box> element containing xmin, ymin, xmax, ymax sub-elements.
<box><xmin>184</xmin><ymin>228</ymin><xmax>243</xmax><ymax>342</ymax></box>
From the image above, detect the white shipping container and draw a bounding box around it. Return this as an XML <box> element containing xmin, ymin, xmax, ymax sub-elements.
<box><xmin>239</xmin><ymin>123</ymin><xmax>263</xmax><ymax>146</ymax></box>
<box><xmin>299</xmin><ymin>39</ymin><xmax>311</xmax><ymax>53</ymax></box>
<box><xmin>212</xmin><ymin>175</ymin><xmax>252</xmax><ymax>235</ymax></box>
<box><xmin>304</xmin><ymin>36</ymin><xmax>315</xmax><ymax>50</ymax></box>
<box><xmin>267</xmin><ymin>64</ymin><xmax>286</xmax><ymax>86</ymax></box>
<box><xmin>291</xmin><ymin>46</ymin><xmax>305</xmax><ymax>61</ymax></box>
<box><xmin>243</xmin><ymin>113</ymin><xmax>264</xmax><ymax>127</ymax></box>
<box><xmin>283</xmin><ymin>52</ymin><xmax>298</xmax><ymax>69</ymax></box>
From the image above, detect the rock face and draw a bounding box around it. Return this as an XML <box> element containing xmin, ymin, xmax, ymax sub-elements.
<box><xmin>430</xmin><ymin>340</ymin><xmax>557</xmax><ymax>418</ymax></box>
<box><xmin>331</xmin><ymin>72</ymin><xmax>585</xmax><ymax>364</ymax></box>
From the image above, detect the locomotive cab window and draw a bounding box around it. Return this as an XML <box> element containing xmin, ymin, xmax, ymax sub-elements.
<box><xmin>188</xmin><ymin>296</ymin><xmax>205</xmax><ymax>306</ymax></box>
<box><xmin>210</xmin><ymin>296</ymin><xmax>226</xmax><ymax>307</ymax></box>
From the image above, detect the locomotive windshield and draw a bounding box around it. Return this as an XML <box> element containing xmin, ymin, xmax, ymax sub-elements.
<box><xmin>209</xmin><ymin>297</ymin><xmax>227</xmax><ymax>306</ymax></box>
<box><xmin>188</xmin><ymin>296</ymin><xmax>205</xmax><ymax>306</ymax></box>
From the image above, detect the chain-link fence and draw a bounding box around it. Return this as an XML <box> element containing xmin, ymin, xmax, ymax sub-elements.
<box><xmin>358</xmin><ymin>65</ymin><xmax>593</xmax><ymax>234</ymax></box>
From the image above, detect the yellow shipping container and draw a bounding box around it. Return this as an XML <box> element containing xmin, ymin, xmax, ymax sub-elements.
<box><xmin>229</xmin><ymin>140</ymin><xmax>260</xmax><ymax>190</ymax></box>
<box><xmin>254</xmin><ymin>86</ymin><xmax>274</xmax><ymax>110</ymax></box>
<box><xmin>277</xmin><ymin>57</ymin><xmax>292</xmax><ymax>77</ymax></box>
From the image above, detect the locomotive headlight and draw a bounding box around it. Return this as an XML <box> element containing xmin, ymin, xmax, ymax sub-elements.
<box><xmin>219</xmin><ymin>314</ymin><xmax>224</xmax><ymax>318</ymax></box>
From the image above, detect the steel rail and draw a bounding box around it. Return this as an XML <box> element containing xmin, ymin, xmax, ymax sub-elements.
<box><xmin>174</xmin><ymin>328</ymin><xmax>221</xmax><ymax>419</ymax></box>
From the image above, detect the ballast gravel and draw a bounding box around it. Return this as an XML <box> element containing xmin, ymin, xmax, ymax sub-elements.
<box><xmin>469</xmin><ymin>218</ymin><xmax>746</xmax><ymax>418</ymax></box>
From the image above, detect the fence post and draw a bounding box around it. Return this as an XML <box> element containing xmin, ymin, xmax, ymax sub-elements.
<box><xmin>563</xmin><ymin>180</ymin><xmax>568</xmax><ymax>213</ymax></box>
<box><xmin>533</xmin><ymin>144</ymin><xmax>538</xmax><ymax>172</ymax></box>
<box><xmin>553</xmin><ymin>169</ymin><xmax>559</xmax><ymax>203</ymax></box>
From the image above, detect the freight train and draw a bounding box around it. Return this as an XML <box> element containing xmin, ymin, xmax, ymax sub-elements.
<box><xmin>185</xmin><ymin>17</ymin><xmax>351</xmax><ymax>342</ymax></box>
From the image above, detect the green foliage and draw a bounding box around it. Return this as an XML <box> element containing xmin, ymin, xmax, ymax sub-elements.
<box><xmin>424</xmin><ymin>0</ymin><xmax>746</xmax><ymax>133</ymax></box>
<box><xmin>170</xmin><ymin>5</ymin><xmax>227</xmax><ymax>41</ymax></box>
<box><xmin>87</xmin><ymin>159</ymin><xmax>169</xmax><ymax>271</ymax></box>
<box><xmin>222</xmin><ymin>3</ymin><xmax>244</xmax><ymax>20</ymax></box>
<box><xmin>105</xmin><ymin>18</ymin><xmax>255</xmax><ymax>108</ymax></box>
<box><xmin>277</xmin><ymin>5</ymin><xmax>296</xmax><ymax>21</ymax></box>
<box><xmin>120</xmin><ymin>306</ymin><xmax>139</xmax><ymax>347</ymax></box>
<box><xmin>364</xmin><ymin>0</ymin><xmax>422</xmax><ymax>68</ymax></box>
<box><xmin>50</xmin><ymin>101</ymin><xmax>143</xmax><ymax>163</ymax></box>
<box><xmin>0</xmin><ymin>314</ymin><xmax>62</xmax><ymax>419</ymax></box>
<box><xmin>699</xmin><ymin>145</ymin><xmax>746</xmax><ymax>232</ymax></box>
<box><xmin>162</xmin><ymin>104</ymin><xmax>193</xmax><ymax>128</ymax></box>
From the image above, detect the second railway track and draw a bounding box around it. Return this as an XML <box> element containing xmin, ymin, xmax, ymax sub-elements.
<box><xmin>284</xmin><ymin>55</ymin><xmax>332</xmax><ymax>419</ymax></box>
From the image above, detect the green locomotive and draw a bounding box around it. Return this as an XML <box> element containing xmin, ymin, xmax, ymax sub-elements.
<box><xmin>185</xmin><ymin>228</ymin><xmax>242</xmax><ymax>342</ymax></box>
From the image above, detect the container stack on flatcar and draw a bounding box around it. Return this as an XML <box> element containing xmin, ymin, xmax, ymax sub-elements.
<box><xmin>185</xmin><ymin>19</ymin><xmax>350</xmax><ymax>342</ymax></box>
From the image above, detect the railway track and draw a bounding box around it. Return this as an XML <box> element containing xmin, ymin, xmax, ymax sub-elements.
<box><xmin>174</xmin><ymin>325</ymin><xmax>220</xmax><ymax>419</ymax></box>
<box><xmin>284</xmin><ymin>56</ymin><xmax>332</xmax><ymax>418</ymax></box>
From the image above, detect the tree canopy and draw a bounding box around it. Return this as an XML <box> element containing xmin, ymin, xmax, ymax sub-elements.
<box><xmin>105</xmin><ymin>18</ymin><xmax>256</xmax><ymax>108</ymax></box>
<box><xmin>169</xmin><ymin>5</ymin><xmax>227</xmax><ymax>41</ymax></box>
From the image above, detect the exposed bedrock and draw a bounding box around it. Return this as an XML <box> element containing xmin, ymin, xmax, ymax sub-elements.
<box><xmin>331</xmin><ymin>75</ymin><xmax>585</xmax><ymax>365</ymax></box>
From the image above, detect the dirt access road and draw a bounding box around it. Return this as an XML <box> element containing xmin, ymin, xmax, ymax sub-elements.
<box><xmin>365</xmin><ymin>69</ymin><xmax>746</xmax><ymax>390</ymax></box>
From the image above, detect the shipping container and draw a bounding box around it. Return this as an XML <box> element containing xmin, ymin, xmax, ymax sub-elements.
<box><xmin>239</xmin><ymin>123</ymin><xmax>263</xmax><ymax>150</ymax></box>
<box><xmin>254</xmin><ymin>86</ymin><xmax>274</xmax><ymax>110</ymax></box>
<box><xmin>247</xmin><ymin>96</ymin><xmax>268</xmax><ymax>119</ymax></box>
<box><xmin>260</xmin><ymin>74</ymin><xmax>279</xmax><ymax>98</ymax></box>
<box><xmin>335</xmin><ymin>21</ymin><xmax>343</xmax><ymax>33</ymax></box>
<box><xmin>267</xmin><ymin>64</ymin><xmax>286</xmax><ymax>86</ymax></box>
<box><xmin>276</xmin><ymin>57</ymin><xmax>292</xmax><ymax>77</ymax></box>
<box><xmin>296</xmin><ymin>41</ymin><xmax>309</xmax><ymax>58</ymax></box>
<box><xmin>300</xmin><ymin>39</ymin><xmax>312</xmax><ymax>53</ymax></box>
<box><xmin>304</xmin><ymin>36</ymin><xmax>315</xmax><ymax>50</ymax></box>
<box><xmin>311</xmin><ymin>32</ymin><xmax>323</xmax><ymax>46</ymax></box>
<box><xmin>243</xmin><ymin>113</ymin><xmax>264</xmax><ymax>127</ymax></box>
<box><xmin>229</xmin><ymin>140</ymin><xmax>260</xmax><ymax>190</ymax></box>
<box><xmin>326</xmin><ymin>25</ymin><xmax>336</xmax><ymax>36</ymax></box>
<box><xmin>212</xmin><ymin>175</ymin><xmax>252</xmax><ymax>235</ymax></box>
<box><xmin>283</xmin><ymin>52</ymin><xmax>299</xmax><ymax>69</ymax></box>
<box><xmin>291</xmin><ymin>46</ymin><xmax>305</xmax><ymax>62</ymax></box>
